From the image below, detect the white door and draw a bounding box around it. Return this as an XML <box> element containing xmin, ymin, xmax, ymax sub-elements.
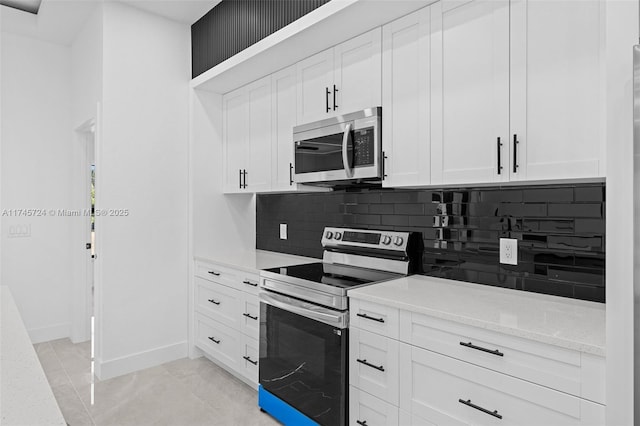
<box><xmin>381</xmin><ymin>6</ymin><xmax>431</xmax><ymax>187</ymax></box>
<box><xmin>431</xmin><ymin>0</ymin><xmax>510</xmax><ymax>185</ymax></box>
<box><xmin>296</xmin><ymin>48</ymin><xmax>334</xmax><ymax>124</ymax></box>
<box><xmin>271</xmin><ymin>66</ymin><xmax>297</xmax><ymax>192</ymax></box>
<box><xmin>334</xmin><ymin>27</ymin><xmax>382</xmax><ymax>115</ymax></box>
<box><xmin>509</xmin><ymin>0</ymin><xmax>605</xmax><ymax>181</ymax></box>
<box><xmin>222</xmin><ymin>88</ymin><xmax>248</xmax><ymax>194</ymax></box>
<box><xmin>246</xmin><ymin>76</ymin><xmax>272</xmax><ymax>192</ymax></box>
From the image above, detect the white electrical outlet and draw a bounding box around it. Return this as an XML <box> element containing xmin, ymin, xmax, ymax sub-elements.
<box><xmin>280</xmin><ymin>223</ymin><xmax>287</xmax><ymax>240</ymax></box>
<box><xmin>499</xmin><ymin>238</ymin><xmax>518</xmax><ymax>265</ymax></box>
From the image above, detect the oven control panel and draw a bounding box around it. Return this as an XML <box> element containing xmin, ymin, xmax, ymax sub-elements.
<box><xmin>322</xmin><ymin>227</ymin><xmax>410</xmax><ymax>251</ymax></box>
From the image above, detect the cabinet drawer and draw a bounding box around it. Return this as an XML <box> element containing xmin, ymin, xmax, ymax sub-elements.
<box><xmin>239</xmin><ymin>335</ymin><xmax>259</xmax><ymax>386</ymax></box>
<box><xmin>399</xmin><ymin>343</ymin><xmax>605</xmax><ymax>426</ymax></box>
<box><xmin>195</xmin><ymin>313</ymin><xmax>240</xmax><ymax>371</ymax></box>
<box><xmin>350</xmin><ymin>299</ymin><xmax>399</xmax><ymax>339</ymax></box>
<box><xmin>239</xmin><ymin>293</ymin><xmax>259</xmax><ymax>340</ymax></box>
<box><xmin>350</xmin><ymin>328</ymin><xmax>399</xmax><ymax>405</ymax></box>
<box><xmin>238</xmin><ymin>273</ymin><xmax>260</xmax><ymax>296</ymax></box>
<box><xmin>195</xmin><ymin>277</ymin><xmax>242</xmax><ymax>328</ymax></box>
<box><xmin>399</xmin><ymin>311</ymin><xmax>604</xmax><ymax>404</ymax></box>
<box><xmin>195</xmin><ymin>261</ymin><xmax>237</xmax><ymax>286</ymax></box>
<box><xmin>350</xmin><ymin>386</ymin><xmax>398</xmax><ymax>426</ymax></box>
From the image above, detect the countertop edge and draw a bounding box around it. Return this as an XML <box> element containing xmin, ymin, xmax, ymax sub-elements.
<box><xmin>349</xmin><ymin>281</ymin><xmax>606</xmax><ymax>357</ymax></box>
<box><xmin>194</xmin><ymin>250</ymin><xmax>319</xmax><ymax>273</ymax></box>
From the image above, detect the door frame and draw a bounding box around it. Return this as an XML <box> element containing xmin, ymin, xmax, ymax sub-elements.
<box><xmin>70</xmin><ymin>118</ymin><xmax>95</xmax><ymax>343</ymax></box>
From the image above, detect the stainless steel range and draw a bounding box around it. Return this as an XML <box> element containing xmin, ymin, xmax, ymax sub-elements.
<box><xmin>257</xmin><ymin>227</ymin><xmax>417</xmax><ymax>426</ymax></box>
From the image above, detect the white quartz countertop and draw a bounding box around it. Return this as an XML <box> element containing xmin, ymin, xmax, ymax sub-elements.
<box><xmin>348</xmin><ymin>275</ymin><xmax>606</xmax><ymax>356</ymax></box>
<box><xmin>1</xmin><ymin>286</ymin><xmax>66</xmax><ymax>425</ymax></box>
<box><xmin>195</xmin><ymin>249</ymin><xmax>319</xmax><ymax>273</ymax></box>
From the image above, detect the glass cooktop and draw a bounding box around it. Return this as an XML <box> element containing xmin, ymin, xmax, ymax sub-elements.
<box><xmin>263</xmin><ymin>262</ymin><xmax>402</xmax><ymax>290</ymax></box>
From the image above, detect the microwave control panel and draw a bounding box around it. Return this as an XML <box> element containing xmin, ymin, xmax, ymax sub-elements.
<box><xmin>353</xmin><ymin>127</ymin><xmax>375</xmax><ymax>167</ymax></box>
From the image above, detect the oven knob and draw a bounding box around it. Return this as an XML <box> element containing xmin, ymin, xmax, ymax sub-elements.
<box><xmin>325</xmin><ymin>231</ymin><xmax>334</xmax><ymax>239</ymax></box>
<box><xmin>334</xmin><ymin>232</ymin><xmax>342</xmax><ymax>240</ymax></box>
<box><xmin>382</xmin><ymin>235</ymin><xmax>392</xmax><ymax>245</ymax></box>
<box><xmin>393</xmin><ymin>236</ymin><xmax>404</xmax><ymax>246</ymax></box>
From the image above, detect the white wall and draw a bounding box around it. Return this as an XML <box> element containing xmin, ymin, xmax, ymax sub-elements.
<box><xmin>97</xmin><ymin>2</ymin><xmax>190</xmax><ymax>379</ymax></box>
<box><xmin>0</xmin><ymin>32</ymin><xmax>73</xmax><ymax>343</ymax></box>
<box><xmin>71</xmin><ymin>4</ymin><xmax>102</xmax><ymax>129</ymax></box>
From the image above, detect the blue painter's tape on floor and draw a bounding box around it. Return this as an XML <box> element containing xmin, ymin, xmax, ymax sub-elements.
<box><xmin>258</xmin><ymin>385</ymin><xmax>319</xmax><ymax>426</ymax></box>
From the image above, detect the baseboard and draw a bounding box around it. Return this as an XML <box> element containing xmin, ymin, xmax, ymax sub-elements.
<box><xmin>28</xmin><ymin>322</ymin><xmax>69</xmax><ymax>344</ymax></box>
<box><xmin>97</xmin><ymin>340</ymin><xmax>188</xmax><ymax>380</ymax></box>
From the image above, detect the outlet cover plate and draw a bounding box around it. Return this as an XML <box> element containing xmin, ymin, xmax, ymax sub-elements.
<box><xmin>499</xmin><ymin>238</ymin><xmax>518</xmax><ymax>265</ymax></box>
<box><xmin>279</xmin><ymin>223</ymin><xmax>287</xmax><ymax>240</ymax></box>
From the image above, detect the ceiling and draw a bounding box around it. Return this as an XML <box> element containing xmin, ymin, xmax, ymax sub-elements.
<box><xmin>0</xmin><ymin>0</ymin><xmax>221</xmax><ymax>46</ymax></box>
<box><xmin>117</xmin><ymin>0</ymin><xmax>221</xmax><ymax>24</ymax></box>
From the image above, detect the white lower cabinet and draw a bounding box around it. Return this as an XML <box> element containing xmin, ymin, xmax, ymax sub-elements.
<box><xmin>399</xmin><ymin>343</ymin><xmax>604</xmax><ymax>426</ymax></box>
<box><xmin>350</xmin><ymin>328</ymin><xmax>399</xmax><ymax>405</ymax></box>
<box><xmin>350</xmin><ymin>386</ymin><xmax>398</xmax><ymax>426</ymax></box>
<box><xmin>195</xmin><ymin>313</ymin><xmax>241</xmax><ymax>372</ymax></box>
<box><xmin>239</xmin><ymin>334</ymin><xmax>259</xmax><ymax>384</ymax></box>
<box><xmin>193</xmin><ymin>260</ymin><xmax>262</xmax><ymax>388</ymax></box>
<box><xmin>349</xmin><ymin>296</ymin><xmax>605</xmax><ymax>426</ymax></box>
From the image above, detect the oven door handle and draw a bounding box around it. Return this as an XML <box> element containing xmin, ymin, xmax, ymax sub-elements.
<box><xmin>341</xmin><ymin>122</ymin><xmax>354</xmax><ymax>178</ymax></box>
<box><xmin>259</xmin><ymin>290</ymin><xmax>348</xmax><ymax>329</ymax></box>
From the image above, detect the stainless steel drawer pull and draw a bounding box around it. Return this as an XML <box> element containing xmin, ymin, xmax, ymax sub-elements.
<box><xmin>356</xmin><ymin>313</ymin><xmax>384</xmax><ymax>323</ymax></box>
<box><xmin>208</xmin><ymin>336</ymin><xmax>220</xmax><ymax>344</ymax></box>
<box><xmin>243</xmin><ymin>280</ymin><xmax>258</xmax><ymax>287</ymax></box>
<box><xmin>207</xmin><ymin>299</ymin><xmax>221</xmax><ymax>305</ymax></box>
<box><xmin>356</xmin><ymin>358</ymin><xmax>384</xmax><ymax>372</ymax></box>
<box><xmin>459</xmin><ymin>399</ymin><xmax>502</xmax><ymax>419</ymax></box>
<box><xmin>208</xmin><ymin>271</ymin><xmax>221</xmax><ymax>276</ymax></box>
<box><xmin>243</xmin><ymin>313</ymin><xmax>258</xmax><ymax>320</ymax></box>
<box><xmin>460</xmin><ymin>341</ymin><xmax>504</xmax><ymax>357</ymax></box>
<box><xmin>243</xmin><ymin>356</ymin><xmax>258</xmax><ymax>365</ymax></box>
<box><xmin>356</xmin><ymin>421</ymin><xmax>367</xmax><ymax>426</ymax></box>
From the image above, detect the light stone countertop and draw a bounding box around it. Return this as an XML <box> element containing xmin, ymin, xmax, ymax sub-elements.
<box><xmin>195</xmin><ymin>249</ymin><xmax>319</xmax><ymax>274</ymax></box>
<box><xmin>1</xmin><ymin>286</ymin><xmax>67</xmax><ymax>426</ymax></box>
<box><xmin>348</xmin><ymin>275</ymin><xmax>606</xmax><ymax>356</ymax></box>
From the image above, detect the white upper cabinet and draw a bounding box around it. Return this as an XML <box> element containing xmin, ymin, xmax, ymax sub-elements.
<box><xmin>509</xmin><ymin>0</ymin><xmax>605</xmax><ymax>181</ymax></box>
<box><xmin>430</xmin><ymin>0</ymin><xmax>605</xmax><ymax>186</ymax></box>
<box><xmin>431</xmin><ymin>0</ymin><xmax>510</xmax><ymax>185</ymax></box>
<box><xmin>246</xmin><ymin>76</ymin><xmax>272</xmax><ymax>192</ymax></box>
<box><xmin>334</xmin><ymin>28</ymin><xmax>383</xmax><ymax>116</ymax></box>
<box><xmin>296</xmin><ymin>28</ymin><xmax>382</xmax><ymax>125</ymax></box>
<box><xmin>381</xmin><ymin>5</ymin><xmax>432</xmax><ymax>187</ymax></box>
<box><xmin>271</xmin><ymin>65</ymin><xmax>298</xmax><ymax>192</ymax></box>
<box><xmin>222</xmin><ymin>87</ymin><xmax>249</xmax><ymax>194</ymax></box>
<box><xmin>296</xmin><ymin>48</ymin><xmax>334</xmax><ymax>125</ymax></box>
<box><xmin>222</xmin><ymin>76</ymin><xmax>272</xmax><ymax>194</ymax></box>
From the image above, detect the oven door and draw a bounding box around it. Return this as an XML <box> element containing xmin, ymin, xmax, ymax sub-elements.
<box><xmin>259</xmin><ymin>290</ymin><xmax>348</xmax><ymax>426</ymax></box>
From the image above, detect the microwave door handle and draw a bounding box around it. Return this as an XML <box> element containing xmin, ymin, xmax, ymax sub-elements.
<box><xmin>342</xmin><ymin>122</ymin><xmax>354</xmax><ymax>177</ymax></box>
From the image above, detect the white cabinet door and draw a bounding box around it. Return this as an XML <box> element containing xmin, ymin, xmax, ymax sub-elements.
<box><xmin>350</xmin><ymin>328</ymin><xmax>399</xmax><ymax>406</ymax></box>
<box><xmin>271</xmin><ymin>66</ymin><xmax>298</xmax><ymax>192</ymax></box>
<box><xmin>431</xmin><ymin>0</ymin><xmax>510</xmax><ymax>185</ymax></box>
<box><xmin>246</xmin><ymin>76</ymin><xmax>272</xmax><ymax>192</ymax></box>
<box><xmin>399</xmin><ymin>343</ymin><xmax>605</xmax><ymax>426</ymax></box>
<box><xmin>296</xmin><ymin>48</ymin><xmax>334</xmax><ymax>124</ymax></box>
<box><xmin>381</xmin><ymin>6</ymin><xmax>431</xmax><ymax>187</ymax></box>
<box><xmin>334</xmin><ymin>28</ymin><xmax>382</xmax><ymax>115</ymax></box>
<box><xmin>509</xmin><ymin>0</ymin><xmax>605</xmax><ymax>181</ymax></box>
<box><xmin>222</xmin><ymin>87</ymin><xmax>248</xmax><ymax>193</ymax></box>
<box><xmin>350</xmin><ymin>386</ymin><xmax>399</xmax><ymax>426</ymax></box>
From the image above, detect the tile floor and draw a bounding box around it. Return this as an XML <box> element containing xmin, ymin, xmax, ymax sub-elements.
<box><xmin>34</xmin><ymin>338</ymin><xmax>279</xmax><ymax>426</ymax></box>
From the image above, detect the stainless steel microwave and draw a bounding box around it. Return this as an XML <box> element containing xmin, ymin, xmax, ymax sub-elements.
<box><xmin>293</xmin><ymin>107</ymin><xmax>382</xmax><ymax>185</ymax></box>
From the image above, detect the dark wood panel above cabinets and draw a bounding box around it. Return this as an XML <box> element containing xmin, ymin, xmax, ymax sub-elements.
<box><xmin>191</xmin><ymin>0</ymin><xmax>330</xmax><ymax>79</ymax></box>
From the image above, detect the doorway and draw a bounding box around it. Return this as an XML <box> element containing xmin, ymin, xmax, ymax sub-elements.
<box><xmin>72</xmin><ymin>120</ymin><xmax>96</xmax><ymax>344</ymax></box>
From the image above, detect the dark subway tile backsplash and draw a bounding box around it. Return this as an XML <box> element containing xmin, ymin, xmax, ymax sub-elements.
<box><xmin>256</xmin><ymin>183</ymin><xmax>606</xmax><ymax>303</ymax></box>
